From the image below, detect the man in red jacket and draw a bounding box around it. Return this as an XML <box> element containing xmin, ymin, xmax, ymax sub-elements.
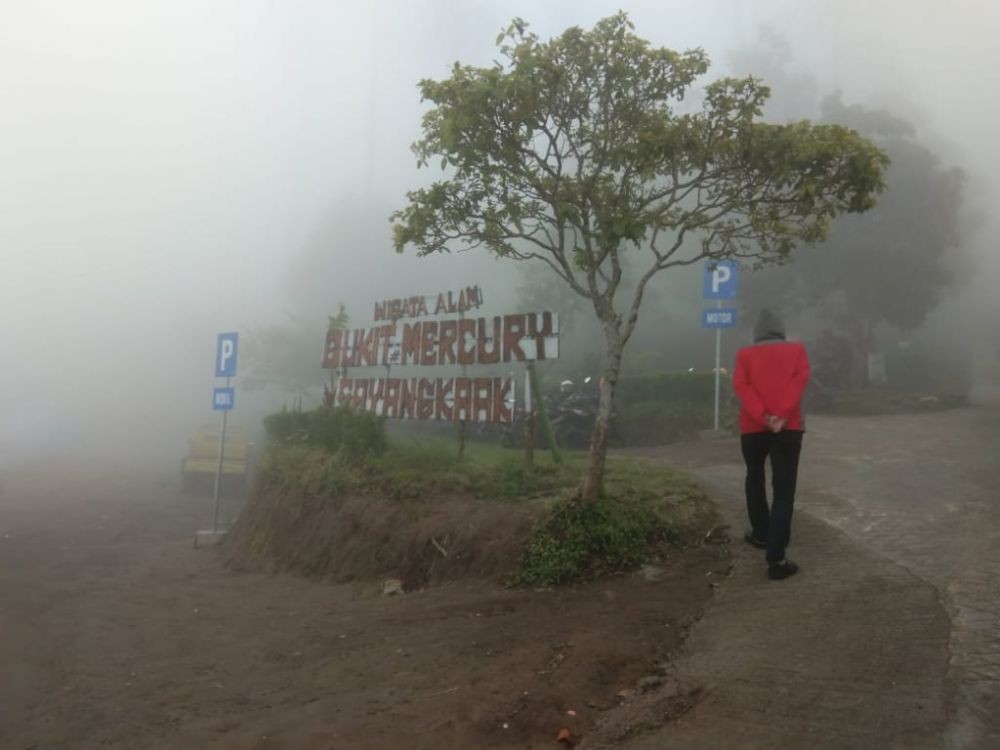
<box><xmin>733</xmin><ymin>309</ymin><xmax>811</xmax><ymax>580</ymax></box>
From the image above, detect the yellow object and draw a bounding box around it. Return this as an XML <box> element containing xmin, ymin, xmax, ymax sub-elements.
<box><xmin>182</xmin><ymin>424</ymin><xmax>250</xmax><ymax>481</ymax></box>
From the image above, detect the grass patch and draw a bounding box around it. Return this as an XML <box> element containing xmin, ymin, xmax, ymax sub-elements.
<box><xmin>514</xmin><ymin>459</ymin><xmax>707</xmax><ymax>586</ymax></box>
<box><xmin>256</xmin><ymin>438</ymin><xmax>582</xmax><ymax>502</ymax></box>
<box><xmin>814</xmin><ymin>387</ymin><xmax>967</xmax><ymax>416</ymax></box>
<box><xmin>513</xmin><ymin>496</ymin><xmax>670</xmax><ymax>586</ymax></box>
<box><xmin>254</xmin><ymin>407</ymin><xmax>713</xmax><ymax>588</ymax></box>
<box><xmin>361</xmin><ymin>441</ymin><xmax>581</xmax><ymax>500</ymax></box>
<box><xmin>615</xmin><ymin>400</ymin><xmax>739</xmax><ymax>445</ymax></box>
<box><xmin>263</xmin><ymin>405</ymin><xmax>387</xmax><ymax>458</ymax></box>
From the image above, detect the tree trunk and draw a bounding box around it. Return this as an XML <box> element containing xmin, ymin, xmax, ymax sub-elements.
<box><xmin>524</xmin><ymin>398</ymin><xmax>535</xmax><ymax>472</ymax></box>
<box><xmin>848</xmin><ymin>317</ymin><xmax>877</xmax><ymax>387</ymax></box>
<box><xmin>580</xmin><ymin>326</ymin><xmax>624</xmax><ymax>504</ymax></box>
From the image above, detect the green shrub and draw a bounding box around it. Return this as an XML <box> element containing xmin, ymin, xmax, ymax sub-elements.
<box><xmin>262</xmin><ymin>409</ymin><xmax>310</xmax><ymax>443</ymax></box>
<box><xmin>262</xmin><ymin>405</ymin><xmax>387</xmax><ymax>458</ymax></box>
<box><xmin>256</xmin><ymin>444</ymin><xmax>338</xmax><ymax>493</ymax></box>
<box><xmin>611</xmin><ymin>372</ymin><xmax>741</xmax><ymax>445</ymax></box>
<box><xmin>362</xmin><ymin>440</ymin><xmax>469</xmax><ymax>499</ymax></box>
<box><xmin>308</xmin><ymin>405</ymin><xmax>387</xmax><ymax>458</ymax></box>
<box><xmin>616</xmin><ymin>401</ymin><xmax>708</xmax><ymax>446</ymax></box>
<box><xmin>514</xmin><ymin>495</ymin><xmax>673</xmax><ymax>586</ymax></box>
<box><xmin>885</xmin><ymin>349</ymin><xmax>970</xmax><ymax>394</ymax></box>
<box><xmin>819</xmin><ymin>387</ymin><xmax>967</xmax><ymax>416</ymax></box>
<box><xmin>616</xmin><ymin>372</ymin><xmax>716</xmax><ymax>405</ymax></box>
<box><xmin>475</xmin><ymin>455</ymin><xmax>573</xmax><ymax>500</ymax></box>
<box><xmin>356</xmin><ymin>441</ymin><xmax>579</xmax><ymax>501</ymax></box>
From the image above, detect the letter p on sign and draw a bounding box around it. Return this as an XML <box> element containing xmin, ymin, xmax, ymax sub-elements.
<box><xmin>215</xmin><ymin>332</ymin><xmax>239</xmax><ymax>377</ymax></box>
<box><xmin>712</xmin><ymin>265</ymin><xmax>731</xmax><ymax>293</ymax></box>
<box><xmin>703</xmin><ymin>261</ymin><xmax>739</xmax><ymax>299</ymax></box>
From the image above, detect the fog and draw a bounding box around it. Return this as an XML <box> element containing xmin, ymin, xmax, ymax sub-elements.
<box><xmin>3</xmin><ymin>0</ymin><xmax>1000</xmax><ymax>464</ymax></box>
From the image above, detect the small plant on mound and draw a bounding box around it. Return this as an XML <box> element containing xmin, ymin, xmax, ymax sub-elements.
<box><xmin>514</xmin><ymin>495</ymin><xmax>674</xmax><ymax>586</ymax></box>
<box><xmin>513</xmin><ymin>460</ymin><xmax>708</xmax><ymax>586</ymax></box>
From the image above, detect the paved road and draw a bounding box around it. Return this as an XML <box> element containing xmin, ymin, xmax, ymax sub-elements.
<box><xmin>619</xmin><ymin>408</ymin><xmax>1000</xmax><ymax>749</ymax></box>
<box><xmin>799</xmin><ymin>409</ymin><xmax>1000</xmax><ymax>748</ymax></box>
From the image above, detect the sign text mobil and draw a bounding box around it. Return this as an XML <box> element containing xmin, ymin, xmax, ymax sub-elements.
<box><xmin>213</xmin><ymin>387</ymin><xmax>235</xmax><ymax>411</ymax></box>
<box><xmin>703</xmin><ymin>260</ymin><xmax>740</xmax><ymax>299</ymax></box>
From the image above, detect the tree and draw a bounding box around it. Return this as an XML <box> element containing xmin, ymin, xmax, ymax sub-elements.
<box><xmin>729</xmin><ymin>30</ymin><xmax>966</xmax><ymax>371</ymax></box>
<box><xmin>740</xmin><ymin>97</ymin><xmax>965</xmax><ymax>385</ymax></box>
<box><xmin>391</xmin><ymin>13</ymin><xmax>887</xmax><ymax>503</ymax></box>
<box><xmin>242</xmin><ymin>312</ymin><xmax>331</xmax><ymax>407</ymax></box>
<box><xmin>727</xmin><ymin>26</ymin><xmax>819</xmax><ymax>122</ymax></box>
<box><xmin>799</xmin><ymin>96</ymin><xmax>964</xmax><ymax>337</ymax></box>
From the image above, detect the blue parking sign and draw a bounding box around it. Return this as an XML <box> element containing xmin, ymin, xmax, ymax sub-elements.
<box><xmin>213</xmin><ymin>387</ymin><xmax>235</xmax><ymax>411</ymax></box>
<box><xmin>703</xmin><ymin>261</ymin><xmax>740</xmax><ymax>299</ymax></box>
<box><xmin>215</xmin><ymin>332</ymin><xmax>239</xmax><ymax>377</ymax></box>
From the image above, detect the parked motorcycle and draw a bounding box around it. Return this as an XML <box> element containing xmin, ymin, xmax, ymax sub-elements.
<box><xmin>500</xmin><ymin>377</ymin><xmax>618</xmax><ymax>450</ymax></box>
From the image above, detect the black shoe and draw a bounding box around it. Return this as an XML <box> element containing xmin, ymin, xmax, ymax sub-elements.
<box><xmin>768</xmin><ymin>559</ymin><xmax>799</xmax><ymax>580</ymax></box>
<box><xmin>744</xmin><ymin>531</ymin><xmax>767</xmax><ymax>550</ymax></box>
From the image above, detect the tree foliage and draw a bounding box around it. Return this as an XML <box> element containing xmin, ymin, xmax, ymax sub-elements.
<box><xmin>243</xmin><ymin>312</ymin><xmax>330</xmax><ymax>403</ymax></box>
<box><xmin>798</xmin><ymin>95</ymin><xmax>963</xmax><ymax>332</ymax></box>
<box><xmin>732</xmin><ymin>31</ymin><xmax>966</xmax><ymax>345</ymax></box>
<box><xmin>392</xmin><ymin>13</ymin><xmax>887</xmax><ymax>501</ymax></box>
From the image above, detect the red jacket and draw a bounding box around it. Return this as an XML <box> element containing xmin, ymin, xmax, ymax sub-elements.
<box><xmin>733</xmin><ymin>340</ymin><xmax>811</xmax><ymax>434</ymax></box>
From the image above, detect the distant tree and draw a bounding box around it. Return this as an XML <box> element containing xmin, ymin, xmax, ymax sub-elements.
<box><xmin>727</xmin><ymin>28</ymin><xmax>820</xmax><ymax>325</ymax></box>
<box><xmin>729</xmin><ymin>32</ymin><xmax>966</xmax><ymax>374</ymax></box>
<box><xmin>727</xmin><ymin>27</ymin><xmax>819</xmax><ymax>121</ymax></box>
<box><xmin>798</xmin><ymin>95</ymin><xmax>963</xmax><ymax>340</ymax></box>
<box><xmin>242</xmin><ymin>312</ymin><xmax>331</xmax><ymax>406</ymax></box>
<box><xmin>743</xmin><ymin>97</ymin><xmax>966</xmax><ymax>384</ymax></box>
<box><xmin>391</xmin><ymin>13</ymin><xmax>887</xmax><ymax>502</ymax></box>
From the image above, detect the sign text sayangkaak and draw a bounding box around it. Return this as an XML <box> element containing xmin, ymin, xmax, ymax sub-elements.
<box><xmin>336</xmin><ymin>376</ymin><xmax>514</xmax><ymax>423</ymax></box>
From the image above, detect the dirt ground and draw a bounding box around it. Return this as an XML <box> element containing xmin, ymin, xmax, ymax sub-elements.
<box><xmin>0</xmin><ymin>455</ymin><xmax>727</xmax><ymax>750</ymax></box>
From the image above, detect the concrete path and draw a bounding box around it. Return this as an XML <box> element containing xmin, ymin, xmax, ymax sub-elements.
<box><xmin>584</xmin><ymin>472</ymin><xmax>951</xmax><ymax>749</ymax></box>
<box><xmin>797</xmin><ymin>409</ymin><xmax>1000</xmax><ymax>748</ymax></box>
<box><xmin>589</xmin><ymin>408</ymin><xmax>1000</xmax><ymax>749</ymax></box>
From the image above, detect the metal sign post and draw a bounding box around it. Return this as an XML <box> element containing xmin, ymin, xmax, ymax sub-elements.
<box><xmin>211</xmin><ymin>380</ymin><xmax>232</xmax><ymax>532</ymax></box>
<box><xmin>702</xmin><ymin>262</ymin><xmax>740</xmax><ymax>432</ymax></box>
<box><xmin>714</xmin><ymin>301</ymin><xmax>722</xmax><ymax>431</ymax></box>
<box><xmin>210</xmin><ymin>332</ymin><xmax>238</xmax><ymax>533</ymax></box>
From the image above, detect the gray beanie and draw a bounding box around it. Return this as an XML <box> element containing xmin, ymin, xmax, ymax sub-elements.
<box><xmin>753</xmin><ymin>309</ymin><xmax>786</xmax><ymax>343</ymax></box>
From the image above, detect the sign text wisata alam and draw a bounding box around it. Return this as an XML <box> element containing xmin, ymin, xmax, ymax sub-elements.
<box><xmin>322</xmin><ymin>311</ymin><xmax>559</xmax><ymax>370</ymax></box>
<box><xmin>373</xmin><ymin>286</ymin><xmax>483</xmax><ymax>322</ymax></box>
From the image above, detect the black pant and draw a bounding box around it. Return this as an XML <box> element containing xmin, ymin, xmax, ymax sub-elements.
<box><xmin>741</xmin><ymin>430</ymin><xmax>804</xmax><ymax>563</ymax></box>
